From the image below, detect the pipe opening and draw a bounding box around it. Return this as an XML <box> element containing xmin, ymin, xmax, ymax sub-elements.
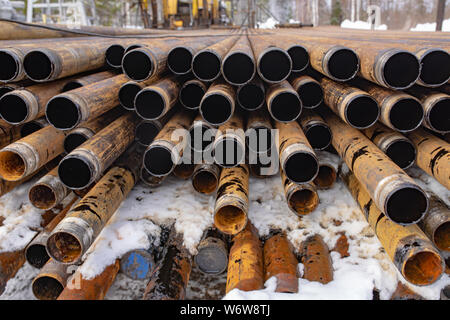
<box><xmin>434</xmin><ymin>222</ymin><xmax>450</xmax><ymax>252</ymax></box>
<box><xmin>23</xmin><ymin>51</ymin><xmax>52</xmax><ymax>81</ymax></box>
<box><xmin>193</xmin><ymin>170</ymin><xmax>218</xmax><ymax>194</ymax></box>
<box><xmin>214</xmin><ymin>137</ymin><xmax>245</xmax><ymax>168</ymax></box>
<box><xmin>429</xmin><ymin>98</ymin><xmax>450</xmax><ymax>133</ymax></box>
<box><xmin>125</xmin><ymin>45</ymin><xmax>142</xmax><ymax>53</ymax></box>
<box><xmin>140</xmin><ymin>167</ymin><xmax>164</xmax><ymax>186</ymax></box>
<box><xmin>270</xmin><ymin>92</ymin><xmax>302</xmax><ymax>122</ymax></box>
<box><xmin>32</xmin><ymin>276</ymin><xmax>64</xmax><ymax>300</ymax></box>
<box><xmin>118</xmin><ymin>83</ymin><xmax>141</xmax><ymax>110</ymax></box>
<box><xmin>346</xmin><ymin>96</ymin><xmax>379</xmax><ymax>129</ymax></box>
<box><xmin>47</xmin><ymin>231</ymin><xmax>82</xmax><ymax>263</ymax></box>
<box><xmin>313</xmin><ymin>165</ymin><xmax>336</xmax><ymax>189</ymax></box>
<box><xmin>389</xmin><ymin>98</ymin><xmax>424</xmax><ymax>132</ymax></box>
<box><xmin>105</xmin><ymin>45</ymin><xmax>125</xmax><ymax>68</ymax></box>
<box><xmin>25</xmin><ymin>244</ymin><xmax>49</xmax><ymax>269</ymax></box>
<box><xmin>192</xmin><ymin>52</ymin><xmax>221</xmax><ymax>81</ymax></box>
<box><xmin>288</xmin><ymin>188</ymin><xmax>319</xmax><ymax>214</ymax></box>
<box><xmin>144</xmin><ymin>146</ymin><xmax>175</xmax><ymax>176</ymax></box>
<box><xmin>385</xmin><ymin>140</ymin><xmax>416</xmax><ymax>170</ymax></box>
<box><xmin>0</xmin><ymin>86</ymin><xmax>14</xmax><ymax>98</ymax></box>
<box><xmin>46</xmin><ymin>97</ymin><xmax>79</xmax><ymax>130</ymax></box>
<box><xmin>259</xmin><ymin>49</ymin><xmax>291</xmax><ymax>83</ymax></box>
<box><xmin>287</xmin><ymin>46</ymin><xmax>309</xmax><ymax>72</ymax></box>
<box><xmin>20</xmin><ymin>122</ymin><xmax>43</xmax><ymax>137</ymax></box>
<box><xmin>0</xmin><ymin>151</ymin><xmax>25</xmax><ymax>180</ymax></box>
<box><xmin>420</xmin><ymin>50</ymin><xmax>450</xmax><ymax>86</ymax></box>
<box><xmin>327</xmin><ymin>49</ymin><xmax>359</xmax><ymax>81</ymax></box>
<box><xmin>383</xmin><ymin>52</ymin><xmax>420</xmax><ymax>89</ymax></box>
<box><xmin>0</xmin><ymin>94</ymin><xmax>28</xmax><ymax>124</ymax></box>
<box><xmin>135</xmin><ymin>90</ymin><xmax>165</xmax><ymax>119</ymax></box>
<box><xmin>58</xmin><ymin>157</ymin><xmax>92</xmax><ymax>189</ymax></box>
<box><xmin>196</xmin><ymin>246</ymin><xmax>227</xmax><ymax>274</ymax></box>
<box><xmin>386</xmin><ymin>187</ymin><xmax>428</xmax><ymax>224</ymax></box>
<box><xmin>180</xmin><ymin>82</ymin><xmax>205</xmax><ymax>109</ymax></box>
<box><xmin>223</xmin><ymin>53</ymin><xmax>255</xmax><ymax>85</ymax></box>
<box><xmin>136</xmin><ymin>122</ymin><xmax>160</xmax><ymax>146</ymax></box>
<box><xmin>247</xmin><ymin>127</ymin><xmax>273</xmax><ymax>154</ymax></box>
<box><xmin>29</xmin><ymin>185</ymin><xmax>56</xmax><ymax>210</ymax></box>
<box><xmin>64</xmin><ymin>133</ymin><xmax>88</xmax><ymax>153</ymax></box>
<box><xmin>237</xmin><ymin>83</ymin><xmax>264</xmax><ymax>110</ymax></box>
<box><xmin>190</xmin><ymin>124</ymin><xmax>213</xmax><ymax>151</ymax></box>
<box><xmin>200</xmin><ymin>94</ymin><xmax>232</xmax><ymax>125</ymax></box>
<box><xmin>296</xmin><ymin>82</ymin><xmax>323</xmax><ymax>109</ymax></box>
<box><xmin>285</xmin><ymin>152</ymin><xmax>318</xmax><ymax>183</ymax></box>
<box><xmin>173</xmin><ymin>164</ymin><xmax>194</xmax><ymax>179</ymax></box>
<box><xmin>214</xmin><ymin>205</ymin><xmax>246</xmax><ymax>235</ymax></box>
<box><xmin>61</xmin><ymin>81</ymin><xmax>83</xmax><ymax>93</ymax></box>
<box><xmin>305</xmin><ymin>125</ymin><xmax>332</xmax><ymax>150</ymax></box>
<box><xmin>122</xmin><ymin>50</ymin><xmax>153</xmax><ymax>81</ymax></box>
<box><xmin>168</xmin><ymin>47</ymin><xmax>193</xmax><ymax>74</ymax></box>
<box><xmin>403</xmin><ymin>251</ymin><xmax>443</xmax><ymax>286</ymax></box>
<box><xmin>0</xmin><ymin>52</ymin><xmax>18</xmax><ymax>81</ymax></box>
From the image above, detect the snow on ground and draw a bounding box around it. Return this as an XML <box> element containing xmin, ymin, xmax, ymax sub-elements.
<box><xmin>0</xmin><ymin>165</ymin><xmax>448</xmax><ymax>300</ymax></box>
<box><xmin>411</xmin><ymin>18</ymin><xmax>450</xmax><ymax>32</ymax></box>
<box><xmin>341</xmin><ymin>19</ymin><xmax>388</xmax><ymax>30</ymax></box>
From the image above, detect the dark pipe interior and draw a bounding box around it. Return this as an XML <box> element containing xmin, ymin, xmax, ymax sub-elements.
<box><xmin>214</xmin><ymin>205</ymin><xmax>246</xmax><ymax>235</ymax></box>
<box><xmin>297</xmin><ymin>82</ymin><xmax>323</xmax><ymax>109</ymax></box>
<box><xmin>58</xmin><ymin>157</ymin><xmax>92</xmax><ymax>189</ymax></box>
<box><xmin>383</xmin><ymin>52</ymin><xmax>420</xmax><ymax>89</ymax></box>
<box><xmin>289</xmin><ymin>188</ymin><xmax>318</xmax><ymax>214</ymax></box>
<box><xmin>125</xmin><ymin>45</ymin><xmax>142</xmax><ymax>53</ymax></box>
<box><xmin>223</xmin><ymin>53</ymin><xmax>254</xmax><ymax>85</ymax></box>
<box><xmin>29</xmin><ymin>185</ymin><xmax>56</xmax><ymax>209</ymax></box>
<box><xmin>193</xmin><ymin>170</ymin><xmax>218</xmax><ymax>194</ymax></box>
<box><xmin>20</xmin><ymin>122</ymin><xmax>43</xmax><ymax>137</ymax></box>
<box><xmin>385</xmin><ymin>140</ymin><xmax>416</xmax><ymax>170</ymax></box>
<box><xmin>389</xmin><ymin>98</ymin><xmax>424</xmax><ymax>132</ymax></box>
<box><xmin>214</xmin><ymin>138</ymin><xmax>244</xmax><ymax>168</ymax></box>
<box><xmin>47</xmin><ymin>232</ymin><xmax>82</xmax><ymax>263</ymax></box>
<box><xmin>167</xmin><ymin>47</ymin><xmax>193</xmax><ymax>74</ymax></box>
<box><xmin>144</xmin><ymin>146</ymin><xmax>174</xmax><ymax>176</ymax></box>
<box><xmin>61</xmin><ymin>82</ymin><xmax>83</xmax><ymax>93</ymax></box>
<box><xmin>434</xmin><ymin>222</ymin><xmax>450</xmax><ymax>252</ymax></box>
<box><xmin>314</xmin><ymin>166</ymin><xmax>336</xmax><ymax>188</ymax></box>
<box><xmin>259</xmin><ymin>49</ymin><xmax>291</xmax><ymax>82</ymax></box>
<box><xmin>287</xmin><ymin>46</ymin><xmax>309</xmax><ymax>72</ymax></box>
<box><xmin>180</xmin><ymin>82</ymin><xmax>205</xmax><ymax>109</ymax></box>
<box><xmin>32</xmin><ymin>277</ymin><xmax>64</xmax><ymax>300</ymax></box>
<box><xmin>200</xmin><ymin>94</ymin><xmax>232</xmax><ymax>125</ymax></box>
<box><xmin>246</xmin><ymin>127</ymin><xmax>273</xmax><ymax>153</ymax></box>
<box><xmin>122</xmin><ymin>50</ymin><xmax>153</xmax><ymax>81</ymax></box>
<box><xmin>270</xmin><ymin>92</ymin><xmax>302</xmax><ymax>122</ymax></box>
<box><xmin>346</xmin><ymin>96</ymin><xmax>379</xmax><ymax>128</ymax></box>
<box><xmin>25</xmin><ymin>244</ymin><xmax>49</xmax><ymax>269</ymax></box>
<box><xmin>0</xmin><ymin>94</ymin><xmax>28</xmax><ymax>123</ymax></box>
<box><xmin>23</xmin><ymin>51</ymin><xmax>52</xmax><ymax>81</ymax></box>
<box><xmin>118</xmin><ymin>83</ymin><xmax>141</xmax><ymax>110</ymax></box>
<box><xmin>63</xmin><ymin>133</ymin><xmax>88</xmax><ymax>153</ymax></box>
<box><xmin>285</xmin><ymin>152</ymin><xmax>318</xmax><ymax>183</ymax></box>
<box><xmin>237</xmin><ymin>83</ymin><xmax>265</xmax><ymax>110</ymax></box>
<box><xmin>0</xmin><ymin>52</ymin><xmax>18</xmax><ymax>81</ymax></box>
<box><xmin>135</xmin><ymin>90</ymin><xmax>165</xmax><ymax>120</ymax></box>
<box><xmin>429</xmin><ymin>98</ymin><xmax>450</xmax><ymax>133</ymax></box>
<box><xmin>420</xmin><ymin>50</ymin><xmax>450</xmax><ymax>86</ymax></box>
<box><xmin>328</xmin><ymin>49</ymin><xmax>359</xmax><ymax>81</ymax></box>
<box><xmin>105</xmin><ymin>45</ymin><xmax>125</xmax><ymax>67</ymax></box>
<box><xmin>46</xmin><ymin>97</ymin><xmax>79</xmax><ymax>129</ymax></box>
<box><xmin>0</xmin><ymin>87</ymin><xmax>14</xmax><ymax>98</ymax></box>
<box><xmin>386</xmin><ymin>187</ymin><xmax>428</xmax><ymax>224</ymax></box>
<box><xmin>136</xmin><ymin>122</ymin><xmax>160</xmax><ymax>146</ymax></box>
<box><xmin>192</xmin><ymin>52</ymin><xmax>221</xmax><ymax>81</ymax></box>
<box><xmin>305</xmin><ymin>125</ymin><xmax>332</xmax><ymax>150</ymax></box>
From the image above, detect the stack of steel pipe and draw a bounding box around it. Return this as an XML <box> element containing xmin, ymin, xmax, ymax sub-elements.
<box><xmin>0</xmin><ymin>20</ymin><xmax>447</xmax><ymax>300</ymax></box>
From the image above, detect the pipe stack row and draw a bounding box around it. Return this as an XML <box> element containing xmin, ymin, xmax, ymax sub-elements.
<box><xmin>0</xmin><ymin>20</ymin><xmax>448</xmax><ymax>300</ymax></box>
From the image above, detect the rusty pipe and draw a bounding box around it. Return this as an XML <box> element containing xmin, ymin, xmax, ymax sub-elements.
<box><xmin>0</xmin><ymin>120</ymin><xmax>22</xmax><ymax>149</ymax></box>
<box><xmin>19</xmin><ymin>117</ymin><xmax>48</xmax><ymax>137</ymax></box>
<box><xmin>179</xmin><ymin>79</ymin><xmax>208</xmax><ymax>110</ymax></box>
<box><xmin>140</xmin><ymin>166</ymin><xmax>166</xmax><ymax>187</ymax></box>
<box><xmin>226</xmin><ymin>222</ymin><xmax>264</xmax><ymax>293</ymax></box>
<box><xmin>29</xmin><ymin>167</ymin><xmax>70</xmax><ymax>210</ymax></box>
<box><xmin>143</xmin><ymin>109</ymin><xmax>194</xmax><ymax>177</ymax></box>
<box><xmin>298</xmin><ymin>109</ymin><xmax>332</xmax><ymax>151</ymax></box>
<box><xmin>281</xmin><ymin>169</ymin><xmax>319</xmax><ymax>216</ymax></box>
<box><xmin>222</xmin><ymin>36</ymin><xmax>256</xmax><ymax>86</ymax></box>
<box><xmin>189</xmin><ymin>113</ymin><xmax>216</xmax><ymax>152</ymax></box>
<box><xmin>46</xmin><ymin>74</ymin><xmax>128</xmax><ymax>130</ymax></box>
<box><xmin>406</xmin><ymin>128</ymin><xmax>450</xmax><ymax>190</ymax></box>
<box><xmin>213</xmin><ymin>111</ymin><xmax>245</xmax><ymax>168</ymax></box>
<box><xmin>195</xmin><ymin>228</ymin><xmax>229</xmax><ymax>275</ymax></box>
<box><xmin>58</xmin><ymin>113</ymin><xmax>138</xmax><ymax>189</ymax></box>
<box><xmin>192</xmin><ymin>163</ymin><xmax>220</xmax><ymax>194</ymax></box>
<box><xmin>291</xmin><ymin>75</ymin><xmax>323</xmax><ymax>109</ymax></box>
<box><xmin>214</xmin><ymin>165</ymin><xmax>249</xmax><ymax>235</ymax></box>
<box><xmin>61</xmin><ymin>71</ymin><xmax>117</xmax><ymax>93</ymax></box>
<box><xmin>264</xmin><ymin>232</ymin><xmax>299</xmax><ymax>293</ymax></box>
<box><xmin>266</xmin><ymin>80</ymin><xmax>302</xmax><ymax>123</ymax></box>
<box><xmin>173</xmin><ymin>163</ymin><xmax>195</xmax><ymax>180</ymax></box>
<box><xmin>340</xmin><ymin>166</ymin><xmax>444</xmax><ymax>286</ymax></box>
<box><xmin>236</xmin><ymin>77</ymin><xmax>265</xmax><ymax>111</ymax></box>
<box><xmin>199</xmin><ymin>79</ymin><xmax>235</xmax><ymax>126</ymax></box>
<box><xmin>313</xmin><ymin>151</ymin><xmax>339</xmax><ymax>190</ymax></box>
<box><xmin>298</xmin><ymin>234</ymin><xmax>334</xmax><ymax>284</ymax></box>
<box><xmin>118</xmin><ymin>75</ymin><xmax>163</xmax><ymax>111</ymax></box>
<box><xmin>276</xmin><ymin>120</ymin><xmax>319</xmax><ymax>184</ymax></box>
<box><xmin>362</xmin><ymin>122</ymin><xmax>417</xmax><ymax>170</ymax></box>
<box><xmin>245</xmin><ymin>108</ymin><xmax>273</xmax><ymax>155</ymax></box>
<box><xmin>32</xmin><ymin>259</ymin><xmax>71</xmax><ymax>300</ymax></box>
<box><xmin>322</xmin><ymin>109</ymin><xmax>428</xmax><ymax>225</ymax></box>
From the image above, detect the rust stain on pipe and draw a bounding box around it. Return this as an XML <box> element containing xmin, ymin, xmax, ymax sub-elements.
<box><xmin>298</xmin><ymin>234</ymin><xmax>334</xmax><ymax>284</ymax></box>
<box><xmin>281</xmin><ymin>168</ymin><xmax>319</xmax><ymax>216</ymax></box>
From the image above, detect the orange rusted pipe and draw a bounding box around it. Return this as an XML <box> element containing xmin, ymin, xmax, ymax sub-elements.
<box><xmin>192</xmin><ymin>163</ymin><xmax>221</xmax><ymax>194</ymax></box>
<box><xmin>281</xmin><ymin>168</ymin><xmax>319</xmax><ymax>216</ymax></box>
<box><xmin>213</xmin><ymin>111</ymin><xmax>245</xmax><ymax>168</ymax></box>
<box><xmin>313</xmin><ymin>151</ymin><xmax>339</xmax><ymax>190</ymax></box>
<box><xmin>298</xmin><ymin>234</ymin><xmax>333</xmax><ymax>284</ymax></box>
<box><xmin>32</xmin><ymin>259</ymin><xmax>71</xmax><ymax>300</ymax></box>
